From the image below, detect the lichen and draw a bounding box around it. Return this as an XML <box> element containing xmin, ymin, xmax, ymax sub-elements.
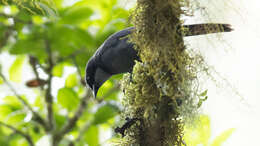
<box><xmin>119</xmin><ymin>0</ymin><xmax>210</xmax><ymax>145</ymax></box>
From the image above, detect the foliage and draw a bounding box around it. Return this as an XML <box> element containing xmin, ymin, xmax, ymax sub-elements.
<box><xmin>184</xmin><ymin>115</ymin><xmax>235</xmax><ymax>146</ymax></box>
<box><xmin>0</xmin><ymin>0</ymin><xmax>130</xmax><ymax>145</ymax></box>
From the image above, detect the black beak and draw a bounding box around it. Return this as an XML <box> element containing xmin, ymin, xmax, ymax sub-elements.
<box><xmin>92</xmin><ymin>84</ymin><xmax>99</xmax><ymax>98</ymax></box>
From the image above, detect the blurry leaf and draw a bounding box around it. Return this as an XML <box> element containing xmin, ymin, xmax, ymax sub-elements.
<box><xmin>55</xmin><ymin>114</ymin><xmax>66</xmax><ymax>130</ymax></box>
<box><xmin>93</xmin><ymin>104</ymin><xmax>119</xmax><ymax>125</ymax></box>
<box><xmin>184</xmin><ymin>115</ymin><xmax>211</xmax><ymax>145</ymax></box>
<box><xmin>52</xmin><ymin>63</ymin><xmax>65</xmax><ymax>77</ymax></box>
<box><xmin>10</xmin><ymin>37</ymin><xmax>46</xmax><ymax>60</ymax></box>
<box><xmin>57</xmin><ymin>87</ymin><xmax>79</xmax><ymax>110</ymax></box>
<box><xmin>2</xmin><ymin>96</ymin><xmax>22</xmax><ymax>109</ymax></box>
<box><xmin>10</xmin><ymin>138</ymin><xmax>27</xmax><ymax>146</ymax></box>
<box><xmin>65</xmin><ymin>73</ymin><xmax>77</xmax><ymax>88</ymax></box>
<box><xmin>97</xmin><ymin>80</ymin><xmax>119</xmax><ymax>100</ymax></box>
<box><xmin>48</xmin><ymin>24</ymin><xmax>94</xmax><ymax>56</ymax></box>
<box><xmin>0</xmin><ymin>105</ymin><xmax>13</xmax><ymax>120</ymax></box>
<box><xmin>84</xmin><ymin>126</ymin><xmax>99</xmax><ymax>146</ymax></box>
<box><xmin>9</xmin><ymin>56</ymin><xmax>26</xmax><ymax>82</ymax></box>
<box><xmin>211</xmin><ymin>128</ymin><xmax>235</xmax><ymax>146</ymax></box>
<box><xmin>32</xmin><ymin>15</ymin><xmax>45</xmax><ymax>25</ymax></box>
<box><xmin>34</xmin><ymin>95</ymin><xmax>44</xmax><ymax>110</ymax></box>
<box><xmin>5</xmin><ymin>111</ymin><xmax>26</xmax><ymax>125</ymax></box>
<box><xmin>96</xmin><ymin>80</ymin><xmax>113</xmax><ymax>97</ymax></box>
<box><xmin>10</xmin><ymin>5</ymin><xmax>19</xmax><ymax>15</ymax></box>
<box><xmin>0</xmin><ymin>76</ymin><xmax>3</xmax><ymax>84</ymax></box>
<box><xmin>60</xmin><ymin>6</ymin><xmax>93</xmax><ymax>24</ymax></box>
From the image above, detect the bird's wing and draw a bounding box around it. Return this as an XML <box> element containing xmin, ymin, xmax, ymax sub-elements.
<box><xmin>94</xmin><ymin>27</ymin><xmax>134</xmax><ymax>58</ymax></box>
<box><xmin>95</xmin><ymin>27</ymin><xmax>138</xmax><ymax>74</ymax></box>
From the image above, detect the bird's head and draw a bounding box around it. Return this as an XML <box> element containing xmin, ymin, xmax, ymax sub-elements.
<box><xmin>85</xmin><ymin>58</ymin><xmax>111</xmax><ymax>98</ymax></box>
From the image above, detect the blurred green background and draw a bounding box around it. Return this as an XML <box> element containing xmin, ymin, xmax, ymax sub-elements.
<box><xmin>0</xmin><ymin>0</ymin><xmax>133</xmax><ymax>145</ymax></box>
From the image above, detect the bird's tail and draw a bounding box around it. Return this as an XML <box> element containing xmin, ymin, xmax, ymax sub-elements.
<box><xmin>182</xmin><ymin>23</ymin><xmax>233</xmax><ymax>37</ymax></box>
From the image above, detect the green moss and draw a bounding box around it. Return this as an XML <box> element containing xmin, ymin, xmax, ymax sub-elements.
<box><xmin>119</xmin><ymin>0</ymin><xmax>210</xmax><ymax>145</ymax></box>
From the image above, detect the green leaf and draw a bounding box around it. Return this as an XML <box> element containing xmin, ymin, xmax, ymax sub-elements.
<box><xmin>93</xmin><ymin>104</ymin><xmax>119</xmax><ymax>125</ymax></box>
<box><xmin>211</xmin><ymin>128</ymin><xmax>235</xmax><ymax>146</ymax></box>
<box><xmin>0</xmin><ymin>105</ymin><xmax>13</xmax><ymax>121</ymax></box>
<box><xmin>52</xmin><ymin>63</ymin><xmax>65</xmax><ymax>77</ymax></box>
<box><xmin>65</xmin><ymin>73</ymin><xmax>77</xmax><ymax>88</ymax></box>
<box><xmin>57</xmin><ymin>87</ymin><xmax>79</xmax><ymax>110</ymax></box>
<box><xmin>0</xmin><ymin>76</ymin><xmax>3</xmax><ymax>84</ymax></box>
<box><xmin>199</xmin><ymin>90</ymin><xmax>208</xmax><ymax>96</ymax></box>
<box><xmin>60</xmin><ymin>6</ymin><xmax>93</xmax><ymax>24</ymax></box>
<box><xmin>5</xmin><ymin>111</ymin><xmax>26</xmax><ymax>125</ymax></box>
<box><xmin>84</xmin><ymin>126</ymin><xmax>99</xmax><ymax>146</ymax></box>
<box><xmin>55</xmin><ymin>114</ymin><xmax>66</xmax><ymax>130</ymax></box>
<box><xmin>2</xmin><ymin>96</ymin><xmax>22</xmax><ymax>109</ymax></box>
<box><xmin>34</xmin><ymin>95</ymin><xmax>44</xmax><ymax>110</ymax></box>
<box><xmin>10</xmin><ymin>37</ymin><xmax>46</xmax><ymax>60</ymax></box>
<box><xmin>9</xmin><ymin>56</ymin><xmax>26</xmax><ymax>82</ymax></box>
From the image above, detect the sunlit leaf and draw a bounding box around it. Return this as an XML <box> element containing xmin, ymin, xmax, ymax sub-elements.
<box><xmin>93</xmin><ymin>104</ymin><xmax>119</xmax><ymax>125</ymax></box>
<box><xmin>5</xmin><ymin>111</ymin><xmax>26</xmax><ymax>125</ymax></box>
<box><xmin>184</xmin><ymin>115</ymin><xmax>211</xmax><ymax>145</ymax></box>
<box><xmin>84</xmin><ymin>126</ymin><xmax>99</xmax><ymax>146</ymax></box>
<box><xmin>60</xmin><ymin>6</ymin><xmax>93</xmax><ymax>24</ymax></box>
<box><xmin>34</xmin><ymin>95</ymin><xmax>44</xmax><ymax>110</ymax></box>
<box><xmin>199</xmin><ymin>90</ymin><xmax>208</xmax><ymax>96</ymax></box>
<box><xmin>0</xmin><ymin>105</ymin><xmax>13</xmax><ymax>120</ymax></box>
<box><xmin>0</xmin><ymin>76</ymin><xmax>3</xmax><ymax>84</ymax></box>
<box><xmin>9</xmin><ymin>55</ymin><xmax>26</xmax><ymax>82</ymax></box>
<box><xmin>55</xmin><ymin>114</ymin><xmax>66</xmax><ymax>130</ymax></box>
<box><xmin>57</xmin><ymin>87</ymin><xmax>79</xmax><ymax>110</ymax></box>
<box><xmin>211</xmin><ymin>128</ymin><xmax>235</xmax><ymax>146</ymax></box>
<box><xmin>52</xmin><ymin>63</ymin><xmax>65</xmax><ymax>77</ymax></box>
<box><xmin>2</xmin><ymin>96</ymin><xmax>22</xmax><ymax>109</ymax></box>
<box><xmin>65</xmin><ymin>73</ymin><xmax>77</xmax><ymax>88</ymax></box>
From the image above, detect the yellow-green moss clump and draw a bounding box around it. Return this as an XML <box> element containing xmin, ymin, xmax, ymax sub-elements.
<box><xmin>120</xmin><ymin>0</ymin><xmax>208</xmax><ymax>145</ymax></box>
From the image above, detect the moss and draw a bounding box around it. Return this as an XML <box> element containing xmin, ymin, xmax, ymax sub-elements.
<box><xmin>119</xmin><ymin>0</ymin><xmax>210</xmax><ymax>145</ymax></box>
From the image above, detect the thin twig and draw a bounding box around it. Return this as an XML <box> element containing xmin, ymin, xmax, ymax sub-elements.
<box><xmin>0</xmin><ymin>121</ymin><xmax>34</xmax><ymax>146</ymax></box>
<box><xmin>53</xmin><ymin>90</ymin><xmax>91</xmax><ymax>146</ymax></box>
<box><xmin>0</xmin><ymin>72</ymin><xmax>48</xmax><ymax>130</ymax></box>
<box><xmin>29</xmin><ymin>56</ymin><xmax>45</xmax><ymax>90</ymax></box>
<box><xmin>44</xmin><ymin>39</ymin><xmax>55</xmax><ymax>131</ymax></box>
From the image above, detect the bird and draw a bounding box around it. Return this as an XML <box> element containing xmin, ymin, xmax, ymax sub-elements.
<box><xmin>85</xmin><ymin>23</ymin><xmax>233</xmax><ymax>97</ymax></box>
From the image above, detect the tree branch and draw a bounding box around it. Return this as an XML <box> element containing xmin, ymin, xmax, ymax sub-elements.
<box><xmin>52</xmin><ymin>90</ymin><xmax>91</xmax><ymax>146</ymax></box>
<box><xmin>44</xmin><ymin>39</ymin><xmax>55</xmax><ymax>131</ymax></box>
<box><xmin>0</xmin><ymin>121</ymin><xmax>34</xmax><ymax>146</ymax></box>
<box><xmin>0</xmin><ymin>72</ymin><xmax>48</xmax><ymax>130</ymax></box>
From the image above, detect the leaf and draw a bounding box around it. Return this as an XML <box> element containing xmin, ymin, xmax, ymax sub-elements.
<box><xmin>60</xmin><ymin>6</ymin><xmax>93</xmax><ymax>24</ymax></box>
<box><xmin>52</xmin><ymin>63</ymin><xmax>65</xmax><ymax>77</ymax></box>
<box><xmin>0</xmin><ymin>105</ymin><xmax>13</xmax><ymax>121</ymax></box>
<box><xmin>0</xmin><ymin>76</ymin><xmax>3</xmax><ymax>84</ymax></box>
<box><xmin>199</xmin><ymin>90</ymin><xmax>208</xmax><ymax>96</ymax></box>
<box><xmin>93</xmin><ymin>104</ymin><xmax>119</xmax><ymax>125</ymax></box>
<box><xmin>9</xmin><ymin>56</ymin><xmax>26</xmax><ymax>82</ymax></box>
<box><xmin>57</xmin><ymin>87</ymin><xmax>79</xmax><ymax>110</ymax></box>
<box><xmin>55</xmin><ymin>114</ymin><xmax>66</xmax><ymax>130</ymax></box>
<box><xmin>184</xmin><ymin>115</ymin><xmax>211</xmax><ymax>145</ymax></box>
<box><xmin>5</xmin><ymin>111</ymin><xmax>26</xmax><ymax>125</ymax></box>
<box><xmin>84</xmin><ymin>126</ymin><xmax>99</xmax><ymax>146</ymax></box>
<box><xmin>2</xmin><ymin>96</ymin><xmax>22</xmax><ymax>109</ymax></box>
<box><xmin>211</xmin><ymin>128</ymin><xmax>235</xmax><ymax>146</ymax></box>
<box><xmin>65</xmin><ymin>73</ymin><xmax>77</xmax><ymax>88</ymax></box>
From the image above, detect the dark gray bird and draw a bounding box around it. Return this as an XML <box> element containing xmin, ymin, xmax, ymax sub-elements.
<box><xmin>85</xmin><ymin>23</ymin><xmax>233</xmax><ymax>97</ymax></box>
